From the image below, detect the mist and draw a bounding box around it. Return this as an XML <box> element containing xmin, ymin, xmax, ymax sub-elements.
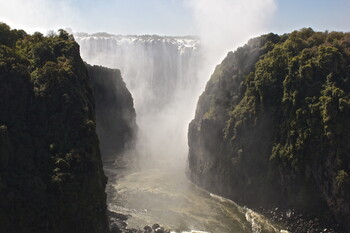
<box><xmin>76</xmin><ymin>35</ymin><xmax>200</xmax><ymax>170</ymax></box>
<box><xmin>187</xmin><ymin>0</ymin><xmax>277</xmax><ymax>87</ymax></box>
<box><xmin>75</xmin><ymin>0</ymin><xmax>277</xmax><ymax>172</ymax></box>
<box><xmin>0</xmin><ymin>0</ymin><xmax>81</xmax><ymax>34</ymax></box>
<box><xmin>133</xmin><ymin>0</ymin><xmax>278</xmax><ymax>169</ymax></box>
<box><xmin>0</xmin><ymin>0</ymin><xmax>277</xmax><ymax>172</ymax></box>
<box><xmin>2</xmin><ymin>0</ymin><xmax>348</xmax><ymax>231</ymax></box>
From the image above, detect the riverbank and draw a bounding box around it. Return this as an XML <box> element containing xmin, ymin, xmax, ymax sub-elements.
<box><xmin>109</xmin><ymin>207</ymin><xmax>341</xmax><ymax>233</ymax></box>
<box><xmin>256</xmin><ymin>206</ymin><xmax>341</xmax><ymax>233</ymax></box>
<box><xmin>108</xmin><ymin>210</ymin><xmax>172</xmax><ymax>233</ymax></box>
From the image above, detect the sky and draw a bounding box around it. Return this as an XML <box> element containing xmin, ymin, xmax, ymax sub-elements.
<box><xmin>0</xmin><ymin>0</ymin><xmax>349</xmax><ymax>36</ymax></box>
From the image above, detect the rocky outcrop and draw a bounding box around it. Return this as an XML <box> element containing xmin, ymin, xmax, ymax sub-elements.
<box><xmin>86</xmin><ymin>64</ymin><xmax>137</xmax><ymax>161</ymax></box>
<box><xmin>188</xmin><ymin>28</ymin><xmax>350</xmax><ymax>232</ymax></box>
<box><xmin>108</xmin><ymin>211</ymin><xmax>171</xmax><ymax>233</ymax></box>
<box><xmin>0</xmin><ymin>24</ymin><xmax>109</xmax><ymax>233</ymax></box>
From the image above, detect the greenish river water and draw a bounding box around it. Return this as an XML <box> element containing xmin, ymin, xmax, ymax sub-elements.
<box><xmin>104</xmin><ymin>159</ymin><xmax>287</xmax><ymax>233</ymax></box>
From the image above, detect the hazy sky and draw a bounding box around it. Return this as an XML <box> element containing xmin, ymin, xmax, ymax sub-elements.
<box><xmin>0</xmin><ymin>0</ymin><xmax>349</xmax><ymax>36</ymax></box>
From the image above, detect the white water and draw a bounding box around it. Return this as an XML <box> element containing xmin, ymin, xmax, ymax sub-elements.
<box><xmin>75</xmin><ymin>34</ymin><xmax>201</xmax><ymax>115</ymax></box>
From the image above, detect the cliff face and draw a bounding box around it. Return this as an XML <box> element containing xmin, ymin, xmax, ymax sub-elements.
<box><xmin>0</xmin><ymin>24</ymin><xmax>109</xmax><ymax>233</ymax></box>
<box><xmin>188</xmin><ymin>28</ymin><xmax>350</xmax><ymax>230</ymax></box>
<box><xmin>86</xmin><ymin>64</ymin><xmax>137</xmax><ymax>162</ymax></box>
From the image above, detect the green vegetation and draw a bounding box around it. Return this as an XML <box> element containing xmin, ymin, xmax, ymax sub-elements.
<box><xmin>0</xmin><ymin>23</ymin><xmax>108</xmax><ymax>233</ymax></box>
<box><xmin>189</xmin><ymin>28</ymin><xmax>350</xmax><ymax>230</ymax></box>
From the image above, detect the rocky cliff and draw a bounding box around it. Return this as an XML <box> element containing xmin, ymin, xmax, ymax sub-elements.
<box><xmin>0</xmin><ymin>24</ymin><xmax>110</xmax><ymax>233</ymax></box>
<box><xmin>188</xmin><ymin>28</ymin><xmax>350</xmax><ymax>231</ymax></box>
<box><xmin>86</xmin><ymin>64</ymin><xmax>137</xmax><ymax>162</ymax></box>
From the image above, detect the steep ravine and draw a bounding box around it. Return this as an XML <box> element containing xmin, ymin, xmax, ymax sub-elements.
<box><xmin>188</xmin><ymin>28</ymin><xmax>350</xmax><ymax>232</ymax></box>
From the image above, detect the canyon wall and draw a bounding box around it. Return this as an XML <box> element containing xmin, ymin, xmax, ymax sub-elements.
<box><xmin>188</xmin><ymin>29</ymin><xmax>350</xmax><ymax>231</ymax></box>
<box><xmin>0</xmin><ymin>24</ymin><xmax>137</xmax><ymax>233</ymax></box>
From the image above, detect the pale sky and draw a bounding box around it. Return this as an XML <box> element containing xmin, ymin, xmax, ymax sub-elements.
<box><xmin>0</xmin><ymin>0</ymin><xmax>349</xmax><ymax>35</ymax></box>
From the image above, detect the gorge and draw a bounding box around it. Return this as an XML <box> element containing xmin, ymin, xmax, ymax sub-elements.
<box><xmin>76</xmin><ymin>29</ymin><xmax>350</xmax><ymax>232</ymax></box>
<box><xmin>75</xmin><ymin>33</ymin><xmax>286</xmax><ymax>232</ymax></box>
<box><xmin>1</xmin><ymin>22</ymin><xmax>349</xmax><ymax>233</ymax></box>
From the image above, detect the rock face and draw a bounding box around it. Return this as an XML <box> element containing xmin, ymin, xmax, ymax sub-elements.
<box><xmin>0</xmin><ymin>24</ymin><xmax>109</xmax><ymax>233</ymax></box>
<box><xmin>86</xmin><ymin>64</ymin><xmax>137</xmax><ymax>161</ymax></box>
<box><xmin>188</xmin><ymin>28</ymin><xmax>350</xmax><ymax>231</ymax></box>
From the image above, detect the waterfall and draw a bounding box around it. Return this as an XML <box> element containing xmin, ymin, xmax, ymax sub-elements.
<box><xmin>75</xmin><ymin>33</ymin><xmax>202</xmax><ymax>164</ymax></box>
<box><xmin>76</xmin><ymin>34</ymin><xmax>200</xmax><ymax>114</ymax></box>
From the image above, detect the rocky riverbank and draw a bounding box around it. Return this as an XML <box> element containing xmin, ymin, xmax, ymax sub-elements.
<box><xmin>108</xmin><ymin>210</ymin><xmax>172</xmax><ymax>233</ymax></box>
<box><xmin>257</xmin><ymin>206</ymin><xmax>341</xmax><ymax>233</ymax></box>
<box><xmin>108</xmin><ymin>207</ymin><xmax>343</xmax><ymax>233</ymax></box>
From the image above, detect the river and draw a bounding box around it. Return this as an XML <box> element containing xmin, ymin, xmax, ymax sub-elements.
<box><xmin>104</xmin><ymin>157</ymin><xmax>286</xmax><ymax>233</ymax></box>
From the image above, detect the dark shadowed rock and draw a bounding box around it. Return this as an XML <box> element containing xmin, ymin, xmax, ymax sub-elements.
<box><xmin>0</xmin><ymin>24</ymin><xmax>109</xmax><ymax>233</ymax></box>
<box><xmin>143</xmin><ymin>225</ymin><xmax>152</xmax><ymax>233</ymax></box>
<box><xmin>108</xmin><ymin>210</ymin><xmax>129</xmax><ymax>221</ymax></box>
<box><xmin>152</xmin><ymin>224</ymin><xmax>160</xmax><ymax>230</ymax></box>
<box><xmin>86</xmin><ymin>64</ymin><xmax>137</xmax><ymax>162</ymax></box>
